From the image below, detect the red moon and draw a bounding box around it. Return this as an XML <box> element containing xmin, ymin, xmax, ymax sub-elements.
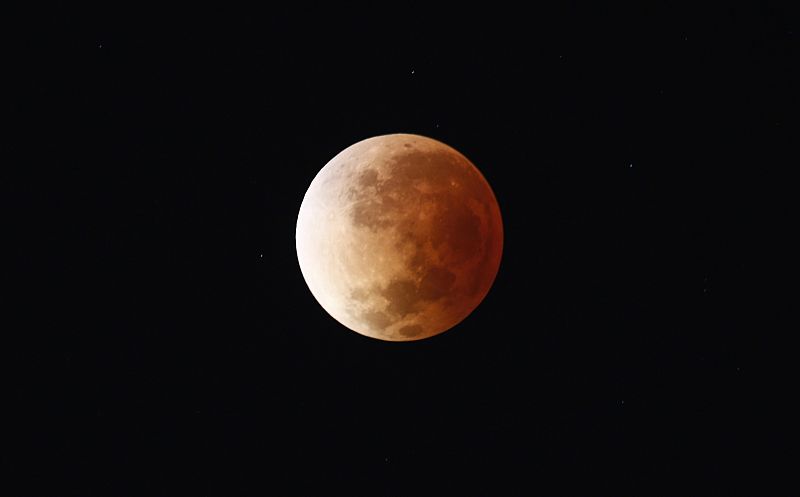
<box><xmin>296</xmin><ymin>134</ymin><xmax>503</xmax><ymax>341</ymax></box>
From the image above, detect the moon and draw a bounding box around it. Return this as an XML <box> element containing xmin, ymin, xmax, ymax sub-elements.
<box><xmin>295</xmin><ymin>134</ymin><xmax>503</xmax><ymax>341</ymax></box>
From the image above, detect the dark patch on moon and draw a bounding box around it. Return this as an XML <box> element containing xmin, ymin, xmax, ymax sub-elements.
<box><xmin>350</xmin><ymin>288</ymin><xmax>368</xmax><ymax>302</ymax></box>
<box><xmin>430</xmin><ymin>203</ymin><xmax>482</xmax><ymax>263</ymax></box>
<box><xmin>361</xmin><ymin>310</ymin><xmax>392</xmax><ymax>330</ymax></box>
<box><xmin>419</xmin><ymin>266</ymin><xmax>456</xmax><ymax>300</ymax></box>
<box><xmin>384</xmin><ymin>150</ymin><xmax>458</xmax><ymax>190</ymax></box>
<box><xmin>399</xmin><ymin>324</ymin><xmax>423</xmax><ymax>337</ymax></box>
<box><xmin>383</xmin><ymin>279</ymin><xmax>419</xmax><ymax>317</ymax></box>
<box><xmin>358</xmin><ymin>168</ymin><xmax>379</xmax><ymax>188</ymax></box>
<box><xmin>365</xmin><ymin>266</ymin><xmax>456</xmax><ymax>331</ymax></box>
<box><xmin>350</xmin><ymin>199</ymin><xmax>392</xmax><ymax>231</ymax></box>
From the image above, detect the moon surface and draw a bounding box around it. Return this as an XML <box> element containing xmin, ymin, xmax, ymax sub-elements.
<box><xmin>296</xmin><ymin>134</ymin><xmax>503</xmax><ymax>341</ymax></box>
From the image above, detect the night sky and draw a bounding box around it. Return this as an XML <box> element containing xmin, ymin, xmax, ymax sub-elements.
<box><xmin>7</xmin><ymin>4</ymin><xmax>793</xmax><ymax>495</ymax></box>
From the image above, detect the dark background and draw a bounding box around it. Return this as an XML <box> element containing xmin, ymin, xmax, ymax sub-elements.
<box><xmin>6</xmin><ymin>3</ymin><xmax>794</xmax><ymax>495</ymax></box>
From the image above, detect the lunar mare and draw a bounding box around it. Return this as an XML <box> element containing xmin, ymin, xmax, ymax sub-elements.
<box><xmin>295</xmin><ymin>134</ymin><xmax>503</xmax><ymax>341</ymax></box>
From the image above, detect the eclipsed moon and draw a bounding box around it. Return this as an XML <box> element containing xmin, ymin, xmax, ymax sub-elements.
<box><xmin>295</xmin><ymin>134</ymin><xmax>503</xmax><ymax>341</ymax></box>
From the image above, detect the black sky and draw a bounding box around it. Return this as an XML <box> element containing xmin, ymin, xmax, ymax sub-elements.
<box><xmin>6</xmin><ymin>4</ymin><xmax>794</xmax><ymax>495</ymax></box>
